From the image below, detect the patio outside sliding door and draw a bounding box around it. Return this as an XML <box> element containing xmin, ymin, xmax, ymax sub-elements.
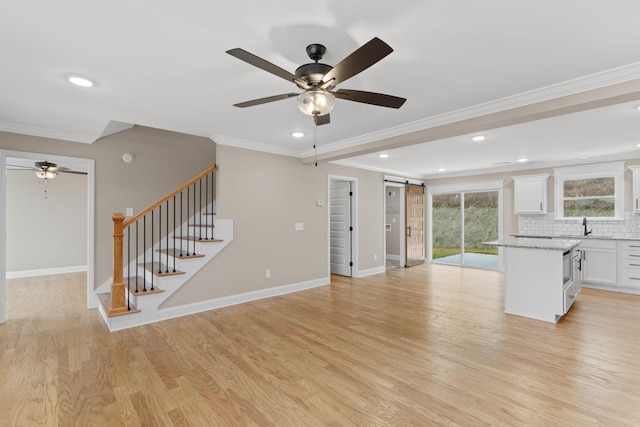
<box><xmin>431</xmin><ymin>190</ymin><xmax>499</xmax><ymax>269</ymax></box>
<box><xmin>463</xmin><ymin>191</ymin><xmax>499</xmax><ymax>269</ymax></box>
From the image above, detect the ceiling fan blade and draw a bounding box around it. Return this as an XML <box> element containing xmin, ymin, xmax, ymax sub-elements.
<box><xmin>320</xmin><ymin>37</ymin><xmax>393</xmax><ymax>87</ymax></box>
<box><xmin>233</xmin><ymin>93</ymin><xmax>298</xmax><ymax>108</ymax></box>
<box><xmin>226</xmin><ymin>48</ymin><xmax>310</xmax><ymax>90</ymax></box>
<box><xmin>334</xmin><ymin>89</ymin><xmax>406</xmax><ymax>109</ymax></box>
<box><xmin>314</xmin><ymin>114</ymin><xmax>330</xmax><ymax>126</ymax></box>
<box><xmin>59</xmin><ymin>170</ymin><xmax>87</xmax><ymax>175</ymax></box>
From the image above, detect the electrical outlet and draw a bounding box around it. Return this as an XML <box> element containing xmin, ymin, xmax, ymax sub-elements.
<box><xmin>266</xmin><ymin>269</ymin><xmax>271</xmax><ymax>279</ymax></box>
<box><xmin>374</xmin><ymin>253</ymin><xmax>378</xmax><ymax>261</ymax></box>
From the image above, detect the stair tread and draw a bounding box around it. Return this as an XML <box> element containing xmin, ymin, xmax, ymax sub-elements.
<box><xmin>98</xmin><ymin>292</ymin><xmax>141</xmax><ymax>317</ymax></box>
<box><xmin>174</xmin><ymin>236</ymin><xmax>223</xmax><ymax>243</ymax></box>
<box><xmin>138</xmin><ymin>262</ymin><xmax>186</xmax><ymax>276</ymax></box>
<box><xmin>156</xmin><ymin>249</ymin><xmax>205</xmax><ymax>259</ymax></box>
<box><xmin>124</xmin><ymin>276</ymin><xmax>164</xmax><ymax>294</ymax></box>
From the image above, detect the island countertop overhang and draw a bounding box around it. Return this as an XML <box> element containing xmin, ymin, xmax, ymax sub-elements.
<box><xmin>482</xmin><ymin>237</ymin><xmax>581</xmax><ymax>251</ymax></box>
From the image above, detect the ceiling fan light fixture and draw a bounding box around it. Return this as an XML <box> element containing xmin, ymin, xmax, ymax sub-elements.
<box><xmin>297</xmin><ymin>89</ymin><xmax>335</xmax><ymax>117</ymax></box>
<box><xmin>36</xmin><ymin>170</ymin><xmax>57</xmax><ymax>180</ymax></box>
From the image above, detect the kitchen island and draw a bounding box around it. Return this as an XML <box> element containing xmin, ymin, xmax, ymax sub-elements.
<box><xmin>483</xmin><ymin>237</ymin><xmax>582</xmax><ymax>323</ymax></box>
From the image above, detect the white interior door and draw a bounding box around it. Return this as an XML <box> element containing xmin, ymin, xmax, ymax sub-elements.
<box><xmin>330</xmin><ymin>180</ymin><xmax>353</xmax><ymax>276</ymax></box>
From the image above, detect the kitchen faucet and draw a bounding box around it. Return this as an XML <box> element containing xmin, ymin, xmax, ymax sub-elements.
<box><xmin>583</xmin><ymin>217</ymin><xmax>592</xmax><ymax>236</ymax></box>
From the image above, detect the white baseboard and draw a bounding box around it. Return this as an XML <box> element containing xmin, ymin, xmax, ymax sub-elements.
<box><xmin>158</xmin><ymin>277</ymin><xmax>331</xmax><ymax>323</ymax></box>
<box><xmin>356</xmin><ymin>266</ymin><xmax>386</xmax><ymax>278</ymax></box>
<box><xmin>6</xmin><ymin>265</ymin><xmax>87</xmax><ymax>279</ymax></box>
<box><xmin>582</xmin><ymin>283</ymin><xmax>640</xmax><ymax>295</ymax></box>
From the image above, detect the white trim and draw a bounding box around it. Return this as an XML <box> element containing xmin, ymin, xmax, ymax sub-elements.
<box><xmin>0</xmin><ymin>149</ymin><xmax>95</xmax><ymax>318</ymax></box>
<box><xmin>386</xmin><ymin>254</ymin><xmax>401</xmax><ymax>261</ymax></box>
<box><xmin>553</xmin><ymin>161</ymin><xmax>625</xmax><ymax>220</ymax></box>
<box><xmin>7</xmin><ymin>265</ymin><xmax>88</xmax><ymax>279</ymax></box>
<box><xmin>156</xmin><ymin>277</ymin><xmax>330</xmax><ymax>325</ymax></box>
<box><xmin>328</xmin><ymin>175</ymin><xmax>359</xmax><ymax>278</ymax></box>
<box><xmin>428</xmin><ymin>180</ymin><xmax>505</xmax><ymax>194</ymax></box>
<box><xmin>356</xmin><ymin>266</ymin><xmax>386</xmax><ymax>278</ymax></box>
<box><xmin>0</xmin><ymin>121</ymin><xmax>98</xmax><ymax>144</ymax></box>
<box><xmin>212</xmin><ymin>135</ymin><xmax>303</xmax><ymax>158</ymax></box>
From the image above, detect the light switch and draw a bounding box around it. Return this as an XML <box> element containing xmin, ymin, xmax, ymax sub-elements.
<box><xmin>317</xmin><ymin>200</ymin><xmax>324</xmax><ymax>207</ymax></box>
<box><xmin>295</xmin><ymin>222</ymin><xmax>304</xmax><ymax>231</ymax></box>
<box><xmin>126</xmin><ymin>208</ymin><xmax>133</xmax><ymax>217</ymax></box>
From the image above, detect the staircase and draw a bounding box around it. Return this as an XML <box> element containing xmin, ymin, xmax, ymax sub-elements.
<box><xmin>96</xmin><ymin>165</ymin><xmax>233</xmax><ymax>331</ymax></box>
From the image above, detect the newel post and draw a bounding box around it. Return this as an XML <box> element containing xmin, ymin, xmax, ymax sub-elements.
<box><xmin>109</xmin><ymin>213</ymin><xmax>128</xmax><ymax>316</ymax></box>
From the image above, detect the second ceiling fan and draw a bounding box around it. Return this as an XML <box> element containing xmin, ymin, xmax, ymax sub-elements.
<box><xmin>226</xmin><ymin>37</ymin><xmax>406</xmax><ymax>125</ymax></box>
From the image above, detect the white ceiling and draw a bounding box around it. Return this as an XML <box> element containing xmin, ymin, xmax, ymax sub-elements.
<box><xmin>2</xmin><ymin>1</ymin><xmax>640</xmax><ymax>178</ymax></box>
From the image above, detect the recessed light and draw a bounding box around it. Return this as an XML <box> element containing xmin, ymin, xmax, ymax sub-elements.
<box><xmin>291</xmin><ymin>131</ymin><xmax>305</xmax><ymax>138</ymax></box>
<box><xmin>472</xmin><ymin>135</ymin><xmax>486</xmax><ymax>142</ymax></box>
<box><xmin>636</xmin><ymin>143</ymin><xmax>640</xmax><ymax>148</ymax></box>
<box><xmin>379</xmin><ymin>153</ymin><xmax>389</xmax><ymax>158</ymax></box>
<box><xmin>68</xmin><ymin>76</ymin><xmax>94</xmax><ymax>87</ymax></box>
<box><xmin>517</xmin><ymin>158</ymin><xmax>528</xmax><ymax>163</ymax></box>
<box><xmin>438</xmin><ymin>168</ymin><xmax>446</xmax><ymax>172</ymax></box>
<box><xmin>636</xmin><ymin>105</ymin><xmax>640</xmax><ymax>111</ymax></box>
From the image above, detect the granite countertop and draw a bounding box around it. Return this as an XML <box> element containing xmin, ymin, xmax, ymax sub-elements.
<box><xmin>483</xmin><ymin>237</ymin><xmax>582</xmax><ymax>251</ymax></box>
<box><xmin>512</xmin><ymin>233</ymin><xmax>640</xmax><ymax>241</ymax></box>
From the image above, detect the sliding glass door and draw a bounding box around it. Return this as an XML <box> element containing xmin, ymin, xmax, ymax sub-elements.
<box><xmin>431</xmin><ymin>190</ymin><xmax>499</xmax><ymax>269</ymax></box>
<box><xmin>432</xmin><ymin>193</ymin><xmax>462</xmax><ymax>265</ymax></box>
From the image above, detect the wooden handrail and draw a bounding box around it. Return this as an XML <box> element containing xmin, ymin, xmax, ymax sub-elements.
<box><xmin>123</xmin><ymin>164</ymin><xmax>216</xmax><ymax>228</ymax></box>
<box><xmin>108</xmin><ymin>164</ymin><xmax>217</xmax><ymax>316</ymax></box>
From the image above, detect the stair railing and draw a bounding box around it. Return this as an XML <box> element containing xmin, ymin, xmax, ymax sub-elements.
<box><xmin>108</xmin><ymin>164</ymin><xmax>217</xmax><ymax>316</ymax></box>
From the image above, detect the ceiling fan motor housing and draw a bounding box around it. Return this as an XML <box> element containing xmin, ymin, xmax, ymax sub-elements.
<box><xmin>295</xmin><ymin>62</ymin><xmax>332</xmax><ymax>86</ymax></box>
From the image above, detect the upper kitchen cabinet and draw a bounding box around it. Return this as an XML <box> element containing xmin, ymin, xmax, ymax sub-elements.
<box><xmin>629</xmin><ymin>166</ymin><xmax>640</xmax><ymax>213</ymax></box>
<box><xmin>513</xmin><ymin>174</ymin><xmax>549</xmax><ymax>214</ymax></box>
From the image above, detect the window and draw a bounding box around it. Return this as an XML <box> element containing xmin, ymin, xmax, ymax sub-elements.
<box><xmin>554</xmin><ymin>162</ymin><xmax>624</xmax><ymax>220</ymax></box>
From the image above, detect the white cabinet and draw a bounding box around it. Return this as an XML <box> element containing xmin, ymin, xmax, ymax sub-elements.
<box><xmin>617</xmin><ymin>241</ymin><xmax>640</xmax><ymax>289</ymax></box>
<box><xmin>581</xmin><ymin>240</ymin><xmax>617</xmax><ymax>286</ymax></box>
<box><xmin>629</xmin><ymin>166</ymin><xmax>640</xmax><ymax>214</ymax></box>
<box><xmin>513</xmin><ymin>174</ymin><xmax>548</xmax><ymax>214</ymax></box>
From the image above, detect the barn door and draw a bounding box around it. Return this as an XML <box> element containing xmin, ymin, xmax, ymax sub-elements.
<box><xmin>405</xmin><ymin>185</ymin><xmax>425</xmax><ymax>267</ymax></box>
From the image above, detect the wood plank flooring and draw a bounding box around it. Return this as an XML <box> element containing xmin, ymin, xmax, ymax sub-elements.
<box><xmin>1</xmin><ymin>266</ymin><xmax>639</xmax><ymax>426</ymax></box>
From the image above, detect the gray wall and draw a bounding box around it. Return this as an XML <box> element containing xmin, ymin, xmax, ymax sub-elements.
<box><xmin>6</xmin><ymin>170</ymin><xmax>87</xmax><ymax>272</ymax></box>
<box><xmin>0</xmin><ymin>126</ymin><xmax>216</xmax><ymax>287</ymax></box>
<box><xmin>161</xmin><ymin>144</ymin><xmax>387</xmax><ymax>308</ymax></box>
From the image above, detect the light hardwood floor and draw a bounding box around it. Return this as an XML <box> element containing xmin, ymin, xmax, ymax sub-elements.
<box><xmin>1</xmin><ymin>266</ymin><xmax>639</xmax><ymax>426</ymax></box>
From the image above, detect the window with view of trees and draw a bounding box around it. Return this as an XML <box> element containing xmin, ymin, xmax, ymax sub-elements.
<box><xmin>563</xmin><ymin>177</ymin><xmax>615</xmax><ymax>217</ymax></box>
<box><xmin>554</xmin><ymin>162</ymin><xmax>624</xmax><ymax>220</ymax></box>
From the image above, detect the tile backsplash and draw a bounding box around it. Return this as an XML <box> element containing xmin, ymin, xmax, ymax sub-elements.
<box><xmin>518</xmin><ymin>213</ymin><xmax>640</xmax><ymax>239</ymax></box>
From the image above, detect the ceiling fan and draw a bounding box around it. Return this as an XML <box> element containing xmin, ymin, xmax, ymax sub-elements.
<box><xmin>226</xmin><ymin>37</ymin><xmax>407</xmax><ymax>125</ymax></box>
<box><xmin>8</xmin><ymin>160</ymin><xmax>87</xmax><ymax>179</ymax></box>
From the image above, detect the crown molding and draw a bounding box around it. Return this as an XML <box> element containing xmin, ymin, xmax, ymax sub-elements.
<box><xmin>0</xmin><ymin>121</ymin><xmax>98</xmax><ymax>144</ymax></box>
<box><xmin>211</xmin><ymin>134</ymin><xmax>304</xmax><ymax>158</ymax></box>
<box><xmin>314</xmin><ymin>61</ymin><xmax>640</xmax><ymax>156</ymax></box>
